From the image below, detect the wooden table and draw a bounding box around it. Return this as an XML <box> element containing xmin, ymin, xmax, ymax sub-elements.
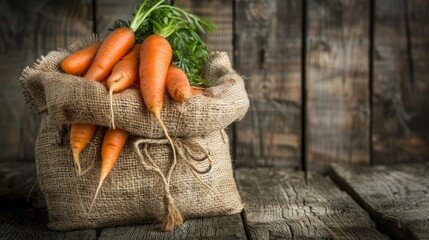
<box><xmin>1</xmin><ymin>163</ymin><xmax>428</xmax><ymax>239</ymax></box>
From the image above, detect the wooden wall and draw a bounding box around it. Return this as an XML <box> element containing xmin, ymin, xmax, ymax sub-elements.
<box><xmin>1</xmin><ymin>0</ymin><xmax>428</xmax><ymax>173</ymax></box>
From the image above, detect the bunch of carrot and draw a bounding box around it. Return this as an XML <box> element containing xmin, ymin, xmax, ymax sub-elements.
<box><xmin>60</xmin><ymin>0</ymin><xmax>214</xmax><ymax>231</ymax></box>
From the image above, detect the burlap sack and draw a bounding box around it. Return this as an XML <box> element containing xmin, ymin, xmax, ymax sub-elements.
<box><xmin>19</xmin><ymin>39</ymin><xmax>249</xmax><ymax>231</ymax></box>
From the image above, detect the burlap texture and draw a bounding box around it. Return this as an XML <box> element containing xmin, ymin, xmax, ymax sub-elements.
<box><xmin>20</xmin><ymin>39</ymin><xmax>248</xmax><ymax>138</ymax></box>
<box><xmin>19</xmin><ymin>39</ymin><xmax>249</xmax><ymax>231</ymax></box>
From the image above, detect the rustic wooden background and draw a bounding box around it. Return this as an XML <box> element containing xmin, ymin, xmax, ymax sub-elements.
<box><xmin>1</xmin><ymin>0</ymin><xmax>429</xmax><ymax>174</ymax></box>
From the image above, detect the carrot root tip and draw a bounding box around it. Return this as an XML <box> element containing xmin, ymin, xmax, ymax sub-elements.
<box><xmin>176</xmin><ymin>89</ymin><xmax>191</xmax><ymax>101</ymax></box>
<box><xmin>89</xmin><ymin>179</ymin><xmax>104</xmax><ymax>214</ymax></box>
<box><xmin>72</xmin><ymin>150</ymin><xmax>82</xmax><ymax>176</ymax></box>
<box><xmin>108</xmin><ymin>72</ymin><xmax>123</xmax><ymax>84</ymax></box>
<box><xmin>109</xmin><ymin>85</ymin><xmax>116</xmax><ymax>129</ymax></box>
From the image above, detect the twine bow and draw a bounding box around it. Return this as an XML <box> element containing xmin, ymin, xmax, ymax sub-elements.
<box><xmin>133</xmin><ymin>137</ymin><xmax>213</xmax><ymax>231</ymax></box>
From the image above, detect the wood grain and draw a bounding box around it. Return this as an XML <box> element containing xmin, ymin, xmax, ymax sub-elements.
<box><xmin>175</xmin><ymin>0</ymin><xmax>233</xmax><ymax>60</ymax></box>
<box><xmin>236</xmin><ymin>168</ymin><xmax>388</xmax><ymax>239</ymax></box>
<box><xmin>306</xmin><ymin>0</ymin><xmax>370</xmax><ymax>173</ymax></box>
<box><xmin>372</xmin><ymin>0</ymin><xmax>429</xmax><ymax>164</ymax></box>
<box><xmin>331</xmin><ymin>163</ymin><xmax>429</xmax><ymax>240</ymax></box>
<box><xmin>95</xmin><ymin>0</ymin><xmax>140</xmax><ymax>35</ymax></box>
<box><xmin>0</xmin><ymin>207</ymin><xmax>96</xmax><ymax>240</ymax></box>
<box><xmin>0</xmin><ymin>0</ymin><xmax>93</xmax><ymax>162</ymax></box>
<box><xmin>98</xmin><ymin>214</ymin><xmax>247</xmax><ymax>240</ymax></box>
<box><xmin>234</xmin><ymin>0</ymin><xmax>302</xmax><ymax>169</ymax></box>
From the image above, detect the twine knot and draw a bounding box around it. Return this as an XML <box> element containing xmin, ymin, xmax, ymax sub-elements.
<box><xmin>134</xmin><ymin>137</ymin><xmax>213</xmax><ymax>231</ymax></box>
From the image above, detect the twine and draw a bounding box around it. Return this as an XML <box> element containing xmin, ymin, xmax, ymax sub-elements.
<box><xmin>133</xmin><ymin>138</ymin><xmax>214</xmax><ymax>231</ymax></box>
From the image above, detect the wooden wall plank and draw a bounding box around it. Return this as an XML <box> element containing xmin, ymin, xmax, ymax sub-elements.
<box><xmin>234</xmin><ymin>0</ymin><xmax>302</xmax><ymax>168</ymax></box>
<box><xmin>175</xmin><ymin>0</ymin><xmax>233</xmax><ymax>60</ymax></box>
<box><xmin>372</xmin><ymin>0</ymin><xmax>429</xmax><ymax>164</ymax></box>
<box><xmin>95</xmin><ymin>0</ymin><xmax>140</xmax><ymax>35</ymax></box>
<box><xmin>306</xmin><ymin>0</ymin><xmax>370</xmax><ymax>172</ymax></box>
<box><xmin>0</xmin><ymin>0</ymin><xmax>93</xmax><ymax>162</ymax></box>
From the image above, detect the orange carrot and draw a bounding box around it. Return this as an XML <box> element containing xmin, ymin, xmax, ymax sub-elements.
<box><xmin>106</xmin><ymin>44</ymin><xmax>141</xmax><ymax>129</ymax></box>
<box><xmin>61</xmin><ymin>42</ymin><xmax>101</xmax><ymax>76</ymax></box>
<box><xmin>70</xmin><ymin>123</ymin><xmax>97</xmax><ymax>175</ymax></box>
<box><xmin>90</xmin><ymin>128</ymin><xmax>128</xmax><ymax>212</ymax></box>
<box><xmin>139</xmin><ymin>34</ymin><xmax>182</xmax><ymax>230</ymax></box>
<box><xmin>139</xmin><ymin>35</ymin><xmax>171</xmax><ymax>116</ymax></box>
<box><xmin>165</xmin><ymin>65</ymin><xmax>192</xmax><ymax>102</ymax></box>
<box><xmin>139</xmin><ymin>35</ymin><xmax>173</xmax><ymax>143</ymax></box>
<box><xmin>69</xmin><ymin>27</ymin><xmax>134</xmax><ymax>172</ymax></box>
<box><xmin>84</xmin><ymin>27</ymin><xmax>135</xmax><ymax>81</ymax></box>
<box><xmin>107</xmin><ymin>44</ymin><xmax>141</xmax><ymax>93</ymax></box>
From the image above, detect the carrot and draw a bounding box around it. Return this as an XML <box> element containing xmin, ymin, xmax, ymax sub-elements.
<box><xmin>61</xmin><ymin>42</ymin><xmax>101</xmax><ymax>76</ymax></box>
<box><xmin>84</xmin><ymin>27</ymin><xmax>135</xmax><ymax>81</ymax></box>
<box><xmin>107</xmin><ymin>44</ymin><xmax>141</xmax><ymax>92</ymax></box>
<box><xmin>191</xmin><ymin>86</ymin><xmax>208</xmax><ymax>96</ymax></box>
<box><xmin>139</xmin><ymin>35</ymin><xmax>172</xmax><ymax>140</ymax></box>
<box><xmin>165</xmin><ymin>65</ymin><xmax>192</xmax><ymax>102</ymax></box>
<box><xmin>139</xmin><ymin>35</ymin><xmax>171</xmax><ymax>115</ymax></box>
<box><xmin>70</xmin><ymin>123</ymin><xmax>97</xmax><ymax>176</ymax></box>
<box><xmin>106</xmin><ymin>44</ymin><xmax>141</xmax><ymax>129</ymax></box>
<box><xmin>139</xmin><ymin>34</ymin><xmax>183</xmax><ymax>230</ymax></box>
<box><xmin>69</xmin><ymin>28</ymin><xmax>134</xmax><ymax>170</ymax></box>
<box><xmin>89</xmin><ymin>128</ymin><xmax>128</xmax><ymax>212</ymax></box>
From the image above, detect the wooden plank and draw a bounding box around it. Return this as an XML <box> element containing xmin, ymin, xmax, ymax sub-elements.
<box><xmin>175</xmin><ymin>0</ymin><xmax>233</xmax><ymax>59</ymax></box>
<box><xmin>236</xmin><ymin>168</ymin><xmax>388</xmax><ymax>239</ymax></box>
<box><xmin>306</xmin><ymin>0</ymin><xmax>370</xmax><ymax>173</ymax></box>
<box><xmin>0</xmin><ymin>207</ymin><xmax>96</xmax><ymax>240</ymax></box>
<box><xmin>372</xmin><ymin>0</ymin><xmax>429</xmax><ymax>164</ymax></box>
<box><xmin>234</xmin><ymin>0</ymin><xmax>302</xmax><ymax>168</ymax></box>
<box><xmin>95</xmin><ymin>0</ymin><xmax>140</xmax><ymax>35</ymax></box>
<box><xmin>0</xmin><ymin>0</ymin><xmax>93</xmax><ymax>162</ymax></box>
<box><xmin>331</xmin><ymin>163</ymin><xmax>429</xmax><ymax>240</ymax></box>
<box><xmin>98</xmin><ymin>214</ymin><xmax>247</xmax><ymax>240</ymax></box>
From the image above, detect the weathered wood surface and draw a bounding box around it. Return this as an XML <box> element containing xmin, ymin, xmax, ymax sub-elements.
<box><xmin>0</xmin><ymin>0</ymin><xmax>93</xmax><ymax>163</ymax></box>
<box><xmin>234</xmin><ymin>0</ymin><xmax>302</xmax><ymax>169</ymax></box>
<box><xmin>0</xmin><ymin>207</ymin><xmax>96</xmax><ymax>240</ymax></box>
<box><xmin>331</xmin><ymin>163</ymin><xmax>429</xmax><ymax>240</ymax></box>
<box><xmin>372</xmin><ymin>0</ymin><xmax>429</xmax><ymax>164</ymax></box>
<box><xmin>306</xmin><ymin>0</ymin><xmax>370</xmax><ymax>173</ymax></box>
<box><xmin>95</xmin><ymin>0</ymin><xmax>139</xmax><ymax>35</ymax></box>
<box><xmin>176</xmin><ymin>0</ymin><xmax>233</xmax><ymax>60</ymax></box>
<box><xmin>98</xmin><ymin>214</ymin><xmax>247</xmax><ymax>240</ymax></box>
<box><xmin>1</xmin><ymin>167</ymin><xmax>396</xmax><ymax>240</ymax></box>
<box><xmin>236</xmin><ymin>168</ymin><xmax>388</xmax><ymax>239</ymax></box>
<box><xmin>0</xmin><ymin>210</ymin><xmax>245</xmax><ymax>240</ymax></box>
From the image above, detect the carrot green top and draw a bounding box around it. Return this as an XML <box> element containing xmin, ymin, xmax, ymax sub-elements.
<box><xmin>111</xmin><ymin>0</ymin><xmax>216</xmax><ymax>87</ymax></box>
